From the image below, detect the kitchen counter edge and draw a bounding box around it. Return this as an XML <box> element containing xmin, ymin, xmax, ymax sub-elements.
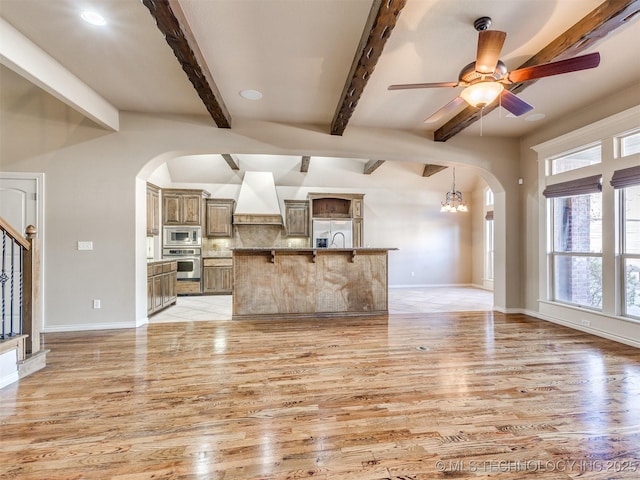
<box><xmin>232</xmin><ymin>247</ymin><xmax>398</xmax><ymax>252</ymax></box>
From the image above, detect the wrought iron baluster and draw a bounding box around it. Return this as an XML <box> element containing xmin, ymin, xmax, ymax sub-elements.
<box><xmin>19</xmin><ymin>246</ymin><xmax>23</xmax><ymax>336</ymax></box>
<box><xmin>1</xmin><ymin>230</ymin><xmax>6</xmax><ymax>339</ymax></box>
<box><xmin>10</xmin><ymin>240</ymin><xmax>15</xmax><ymax>336</ymax></box>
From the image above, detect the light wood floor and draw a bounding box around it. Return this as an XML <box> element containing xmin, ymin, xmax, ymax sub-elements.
<box><xmin>2</xmin><ymin>312</ymin><xmax>639</xmax><ymax>479</ymax></box>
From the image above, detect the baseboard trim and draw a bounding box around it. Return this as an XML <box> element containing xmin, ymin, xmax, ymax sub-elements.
<box><xmin>470</xmin><ymin>283</ymin><xmax>494</xmax><ymax>291</ymax></box>
<box><xmin>492</xmin><ymin>306</ymin><xmax>524</xmax><ymax>314</ymax></box>
<box><xmin>390</xmin><ymin>283</ymin><xmax>475</xmax><ymax>289</ymax></box>
<box><xmin>516</xmin><ymin>309</ymin><xmax>640</xmax><ymax>349</ymax></box>
<box><xmin>43</xmin><ymin>322</ymin><xmax>137</xmax><ymax>333</ymax></box>
<box><xmin>136</xmin><ymin>316</ymin><xmax>149</xmax><ymax>328</ymax></box>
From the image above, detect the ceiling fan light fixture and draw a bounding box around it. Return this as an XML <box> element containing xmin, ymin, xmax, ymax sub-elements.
<box><xmin>460</xmin><ymin>82</ymin><xmax>504</xmax><ymax>108</ymax></box>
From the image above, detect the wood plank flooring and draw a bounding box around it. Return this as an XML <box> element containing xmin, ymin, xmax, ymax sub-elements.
<box><xmin>1</xmin><ymin>312</ymin><xmax>639</xmax><ymax>479</ymax></box>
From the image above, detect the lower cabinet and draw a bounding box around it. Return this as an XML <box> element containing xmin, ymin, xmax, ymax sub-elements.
<box><xmin>203</xmin><ymin>257</ymin><xmax>233</xmax><ymax>294</ymax></box>
<box><xmin>147</xmin><ymin>260</ymin><xmax>178</xmax><ymax>315</ymax></box>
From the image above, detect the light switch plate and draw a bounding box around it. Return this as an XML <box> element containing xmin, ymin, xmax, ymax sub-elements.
<box><xmin>77</xmin><ymin>241</ymin><xmax>93</xmax><ymax>251</ymax></box>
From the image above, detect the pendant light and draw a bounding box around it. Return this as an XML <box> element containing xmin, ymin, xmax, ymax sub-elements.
<box><xmin>440</xmin><ymin>168</ymin><xmax>468</xmax><ymax>213</ymax></box>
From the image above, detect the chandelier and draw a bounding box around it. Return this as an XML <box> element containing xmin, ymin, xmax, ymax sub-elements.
<box><xmin>440</xmin><ymin>168</ymin><xmax>468</xmax><ymax>213</ymax></box>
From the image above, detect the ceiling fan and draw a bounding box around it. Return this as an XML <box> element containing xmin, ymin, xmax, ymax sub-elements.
<box><xmin>388</xmin><ymin>17</ymin><xmax>601</xmax><ymax>124</ymax></box>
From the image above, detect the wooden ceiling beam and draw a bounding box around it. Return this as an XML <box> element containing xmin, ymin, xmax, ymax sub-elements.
<box><xmin>422</xmin><ymin>164</ymin><xmax>447</xmax><ymax>177</ymax></box>
<box><xmin>364</xmin><ymin>160</ymin><xmax>385</xmax><ymax>175</ymax></box>
<box><xmin>221</xmin><ymin>154</ymin><xmax>239</xmax><ymax>170</ymax></box>
<box><xmin>142</xmin><ymin>0</ymin><xmax>232</xmax><ymax>128</ymax></box>
<box><xmin>300</xmin><ymin>156</ymin><xmax>311</xmax><ymax>173</ymax></box>
<box><xmin>434</xmin><ymin>0</ymin><xmax>640</xmax><ymax>142</ymax></box>
<box><xmin>330</xmin><ymin>0</ymin><xmax>407</xmax><ymax>136</ymax></box>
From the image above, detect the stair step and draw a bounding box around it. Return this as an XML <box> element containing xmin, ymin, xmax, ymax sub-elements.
<box><xmin>18</xmin><ymin>349</ymin><xmax>49</xmax><ymax>378</ymax></box>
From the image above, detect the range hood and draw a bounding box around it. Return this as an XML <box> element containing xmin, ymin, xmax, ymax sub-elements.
<box><xmin>233</xmin><ymin>171</ymin><xmax>283</xmax><ymax>225</ymax></box>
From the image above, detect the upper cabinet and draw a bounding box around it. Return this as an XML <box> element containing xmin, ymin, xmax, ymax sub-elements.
<box><xmin>163</xmin><ymin>189</ymin><xmax>210</xmax><ymax>225</ymax></box>
<box><xmin>146</xmin><ymin>183</ymin><xmax>160</xmax><ymax>236</ymax></box>
<box><xmin>308</xmin><ymin>193</ymin><xmax>365</xmax><ymax>247</ymax></box>
<box><xmin>284</xmin><ymin>200</ymin><xmax>309</xmax><ymax>237</ymax></box>
<box><xmin>308</xmin><ymin>193</ymin><xmax>364</xmax><ymax>219</ymax></box>
<box><xmin>351</xmin><ymin>197</ymin><xmax>363</xmax><ymax>219</ymax></box>
<box><xmin>206</xmin><ymin>199</ymin><xmax>235</xmax><ymax>237</ymax></box>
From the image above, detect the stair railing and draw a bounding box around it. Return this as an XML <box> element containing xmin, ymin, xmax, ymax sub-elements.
<box><xmin>0</xmin><ymin>216</ymin><xmax>40</xmax><ymax>357</ymax></box>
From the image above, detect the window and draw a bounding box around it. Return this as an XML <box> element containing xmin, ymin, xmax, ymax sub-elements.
<box><xmin>485</xmin><ymin>213</ymin><xmax>494</xmax><ymax>281</ymax></box>
<box><xmin>535</xmin><ymin>106</ymin><xmax>640</xmax><ymax>329</ymax></box>
<box><xmin>484</xmin><ymin>188</ymin><xmax>494</xmax><ymax>282</ymax></box>
<box><xmin>550</xmin><ymin>144</ymin><xmax>601</xmax><ymax>175</ymax></box>
<box><xmin>485</xmin><ymin>188</ymin><xmax>494</xmax><ymax>206</ymax></box>
<box><xmin>550</xmin><ymin>192</ymin><xmax>602</xmax><ymax>309</ymax></box>
<box><xmin>618</xmin><ymin>170</ymin><xmax>640</xmax><ymax>317</ymax></box>
<box><xmin>620</xmin><ymin>130</ymin><xmax>640</xmax><ymax>157</ymax></box>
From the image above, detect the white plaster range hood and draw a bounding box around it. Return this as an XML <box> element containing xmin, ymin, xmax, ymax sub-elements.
<box><xmin>233</xmin><ymin>171</ymin><xmax>283</xmax><ymax>225</ymax></box>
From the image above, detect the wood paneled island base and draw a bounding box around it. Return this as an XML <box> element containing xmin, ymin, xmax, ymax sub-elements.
<box><xmin>232</xmin><ymin>248</ymin><xmax>396</xmax><ymax>319</ymax></box>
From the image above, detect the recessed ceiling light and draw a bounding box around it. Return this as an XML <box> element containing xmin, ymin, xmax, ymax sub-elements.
<box><xmin>80</xmin><ymin>11</ymin><xmax>106</xmax><ymax>26</ymax></box>
<box><xmin>239</xmin><ymin>89</ymin><xmax>263</xmax><ymax>100</ymax></box>
<box><xmin>525</xmin><ymin>113</ymin><xmax>546</xmax><ymax>122</ymax></box>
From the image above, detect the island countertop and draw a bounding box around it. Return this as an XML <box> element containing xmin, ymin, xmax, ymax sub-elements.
<box><xmin>232</xmin><ymin>247</ymin><xmax>397</xmax><ymax>252</ymax></box>
<box><xmin>232</xmin><ymin>247</ymin><xmax>396</xmax><ymax>319</ymax></box>
<box><xmin>231</xmin><ymin>247</ymin><xmax>397</xmax><ymax>262</ymax></box>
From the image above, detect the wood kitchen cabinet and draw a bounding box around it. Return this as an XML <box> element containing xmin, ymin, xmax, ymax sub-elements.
<box><xmin>202</xmin><ymin>258</ymin><xmax>233</xmax><ymax>294</ymax></box>
<box><xmin>352</xmin><ymin>218</ymin><xmax>363</xmax><ymax>248</ymax></box>
<box><xmin>147</xmin><ymin>260</ymin><xmax>178</xmax><ymax>315</ymax></box>
<box><xmin>284</xmin><ymin>200</ymin><xmax>309</xmax><ymax>237</ymax></box>
<box><xmin>162</xmin><ymin>189</ymin><xmax>210</xmax><ymax>225</ymax></box>
<box><xmin>351</xmin><ymin>197</ymin><xmax>363</xmax><ymax>219</ymax></box>
<box><xmin>308</xmin><ymin>193</ymin><xmax>365</xmax><ymax>247</ymax></box>
<box><xmin>206</xmin><ymin>199</ymin><xmax>235</xmax><ymax>237</ymax></box>
<box><xmin>146</xmin><ymin>183</ymin><xmax>160</xmax><ymax>236</ymax></box>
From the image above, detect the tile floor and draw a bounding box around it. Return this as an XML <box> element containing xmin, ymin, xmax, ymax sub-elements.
<box><xmin>149</xmin><ymin>286</ymin><xmax>493</xmax><ymax>323</ymax></box>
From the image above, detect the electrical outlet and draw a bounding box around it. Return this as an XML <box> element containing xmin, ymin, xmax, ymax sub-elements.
<box><xmin>93</xmin><ymin>299</ymin><xmax>101</xmax><ymax>309</ymax></box>
<box><xmin>581</xmin><ymin>319</ymin><xmax>591</xmax><ymax>327</ymax></box>
<box><xmin>78</xmin><ymin>241</ymin><xmax>93</xmax><ymax>251</ymax></box>
<box><xmin>411</xmin><ymin>271</ymin><xmax>415</xmax><ymax>277</ymax></box>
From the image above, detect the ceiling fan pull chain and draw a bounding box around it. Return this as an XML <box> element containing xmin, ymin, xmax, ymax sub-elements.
<box><xmin>480</xmin><ymin>107</ymin><xmax>484</xmax><ymax>136</ymax></box>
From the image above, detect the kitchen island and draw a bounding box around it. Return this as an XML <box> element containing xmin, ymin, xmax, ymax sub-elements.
<box><xmin>232</xmin><ymin>248</ymin><xmax>396</xmax><ymax>319</ymax></box>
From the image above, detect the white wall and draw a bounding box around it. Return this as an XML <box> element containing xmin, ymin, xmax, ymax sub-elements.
<box><xmin>471</xmin><ymin>183</ymin><xmax>488</xmax><ymax>288</ymax></box>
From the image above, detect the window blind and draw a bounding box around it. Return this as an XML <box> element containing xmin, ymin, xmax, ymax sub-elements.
<box><xmin>542</xmin><ymin>175</ymin><xmax>602</xmax><ymax>198</ymax></box>
<box><xmin>610</xmin><ymin>165</ymin><xmax>640</xmax><ymax>189</ymax></box>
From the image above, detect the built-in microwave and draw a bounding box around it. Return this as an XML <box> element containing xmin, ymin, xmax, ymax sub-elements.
<box><xmin>163</xmin><ymin>226</ymin><xmax>202</xmax><ymax>247</ymax></box>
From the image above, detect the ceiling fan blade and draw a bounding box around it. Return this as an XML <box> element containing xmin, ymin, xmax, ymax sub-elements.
<box><xmin>507</xmin><ymin>52</ymin><xmax>601</xmax><ymax>83</ymax></box>
<box><xmin>476</xmin><ymin>30</ymin><xmax>506</xmax><ymax>74</ymax></box>
<box><xmin>499</xmin><ymin>90</ymin><xmax>534</xmax><ymax>117</ymax></box>
<box><xmin>424</xmin><ymin>96</ymin><xmax>465</xmax><ymax>124</ymax></box>
<box><xmin>388</xmin><ymin>82</ymin><xmax>459</xmax><ymax>90</ymax></box>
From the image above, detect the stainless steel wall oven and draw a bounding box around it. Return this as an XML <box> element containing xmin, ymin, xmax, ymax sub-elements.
<box><xmin>162</xmin><ymin>248</ymin><xmax>201</xmax><ymax>281</ymax></box>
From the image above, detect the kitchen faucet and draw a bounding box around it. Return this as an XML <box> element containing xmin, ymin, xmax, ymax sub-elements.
<box><xmin>331</xmin><ymin>231</ymin><xmax>345</xmax><ymax>248</ymax></box>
